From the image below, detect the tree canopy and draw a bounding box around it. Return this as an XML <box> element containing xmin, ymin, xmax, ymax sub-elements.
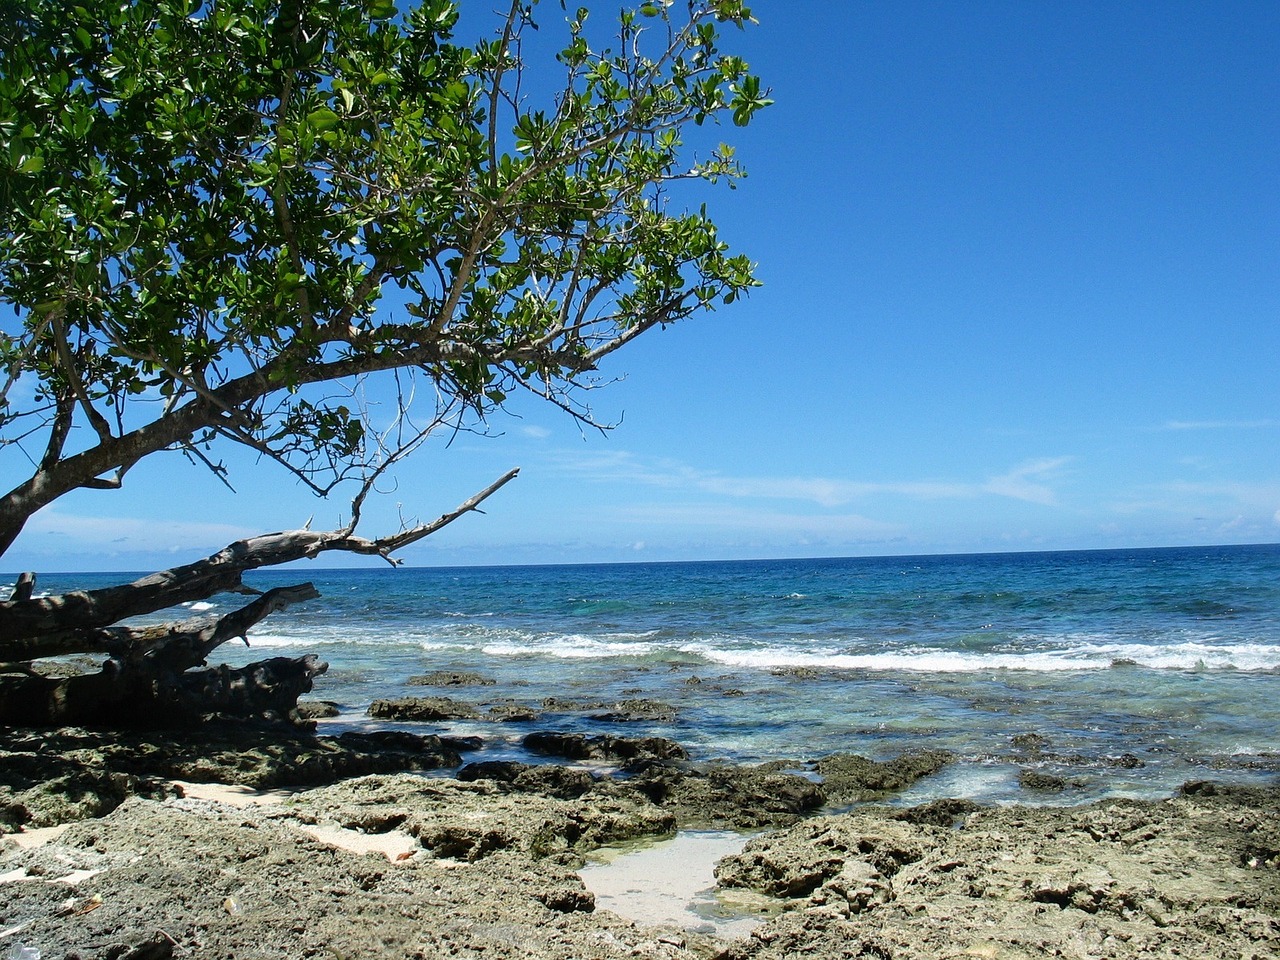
<box><xmin>0</xmin><ymin>0</ymin><xmax>767</xmax><ymax>724</ymax></box>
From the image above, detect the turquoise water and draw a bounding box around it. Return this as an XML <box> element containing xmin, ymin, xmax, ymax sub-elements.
<box><xmin>14</xmin><ymin>544</ymin><xmax>1280</xmax><ymax>803</ymax></box>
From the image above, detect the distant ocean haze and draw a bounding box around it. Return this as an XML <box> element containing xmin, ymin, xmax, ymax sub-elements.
<box><xmin>15</xmin><ymin>544</ymin><xmax>1280</xmax><ymax>803</ymax></box>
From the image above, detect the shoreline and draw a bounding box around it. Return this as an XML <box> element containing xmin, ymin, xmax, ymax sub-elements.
<box><xmin>1</xmin><ymin>725</ymin><xmax>1277</xmax><ymax>958</ymax></box>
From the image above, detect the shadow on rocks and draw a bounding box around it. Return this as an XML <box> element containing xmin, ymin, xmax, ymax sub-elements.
<box><xmin>0</xmin><ymin>725</ymin><xmax>464</xmax><ymax>831</ymax></box>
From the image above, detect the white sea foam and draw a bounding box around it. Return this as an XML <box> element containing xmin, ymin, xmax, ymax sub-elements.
<box><xmin>483</xmin><ymin>632</ymin><xmax>662</xmax><ymax>659</ymax></box>
<box><xmin>242</xmin><ymin>622</ymin><xmax>1280</xmax><ymax>673</ymax></box>
<box><xmin>241</xmin><ymin>633</ymin><xmax>313</xmax><ymax>648</ymax></box>
<box><xmin>244</xmin><ymin>630</ymin><xmax>413</xmax><ymax>648</ymax></box>
<box><xmin>683</xmin><ymin>640</ymin><xmax>1280</xmax><ymax>673</ymax></box>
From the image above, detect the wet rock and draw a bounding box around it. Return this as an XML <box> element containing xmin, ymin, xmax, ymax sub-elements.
<box><xmin>1207</xmin><ymin>752</ymin><xmax>1280</xmax><ymax>772</ymax></box>
<box><xmin>1019</xmin><ymin>769</ymin><xmax>1071</xmax><ymax>792</ymax></box>
<box><xmin>439</xmin><ymin>735</ymin><xmax>484</xmax><ymax>753</ymax></box>
<box><xmin>485</xmin><ymin>701</ymin><xmax>542</xmax><ymax>722</ymax></box>
<box><xmin>524</xmin><ymin>731</ymin><xmax>594</xmax><ymax>760</ymax></box>
<box><xmin>407</xmin><ymin>671</ymin><xmax>496</xmax><ymax>687</ymax></box>
<box><xmin>1011</xmin><ymin>732</ymin><xmax>1051</xmax><ymax>755</ymax></box>
<box><xmin>611</xmin><ymin>761</ymin><xmax>825</xmax><ymax>830</ymax></box>
<box><xmin>587</xmin><ymin>698</ymin><xmax>679</xmax><ymax>722</ymax></box>
<box><xmin>1107</xmin><ymin>753</ymin><xmax>1145</xmax><ymax>769</ymax></box>
<box><xmin>367</xmin><ymin>696</ymin><xmax>480</xmax><ymax>721</ymax></box>
<box><xmin>770</xmin><ymin>666</ymin><xmax>821</xmax><ymax>679</ymax></box>
<box><xmin>815</xmin><ymin>750</ymin><xmax>953</xmax><ymax>803</ymax></box>
<box><xmin>458</xmin><ymin>762</ymin><xmax>596</xmax><ymax>800</ymax></box>
<box><xmin>889</xmin><ymin>797</ymin><xmax>981</xmax><ymax>827</ymax></box>
<box><xmin>533</xmin><ymin>883</ymin><xmax>595</xmax><ymax>913</ymax></box>
<box><xmin>334</xmin><ymin>729</ymin><xmax>463</xmax><ymax>763</ymax></box>
<box><xmin>522</xmin><ymin>731</ymin><xmax>688</xmax><ymax>763</ymax></box>
<box><xmin>294</xmin><ymin>700</ymin><xmax>341</xmax><ymax>720</ymax></box>
<box><xmin>457</xmin><ymin>760</ymin><xmax>529</xmax><ymax>783</ymax></box>
<box><xmin>540</xmin><ymin>697</ymin><xmax>606</xmax><ymax>712</ymax></box>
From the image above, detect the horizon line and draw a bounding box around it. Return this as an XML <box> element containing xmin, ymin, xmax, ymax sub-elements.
<box><xmin>6</xmin><ymin>539</ymin><xmax>1278</xmax><ymax>580</ymax></box>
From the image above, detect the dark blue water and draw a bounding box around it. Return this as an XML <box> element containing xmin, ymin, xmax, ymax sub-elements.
<box><xmin>12</xmin><ymin>544</ymin><xmax>1280</xmax><ymax>803</ymax></box>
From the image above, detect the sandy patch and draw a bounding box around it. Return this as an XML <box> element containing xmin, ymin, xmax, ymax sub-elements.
<box><xmin>295</xmin><ymin>822</ymin><xmax>419</xmax><ymax>860</ymax></box>
<box><xmin>5</xmin><ymin>825</ymin><xmax>70</xmax><ymax>850</ymax></box>
<box><xmin>170</xmin><ymin>780</ymin><xmax>298</xmax><ymax>807</ymax></box>
<box><xmin>172</xmin><ymin>781</ymin><xmax>418</xmax><ymax>859</ymax></box>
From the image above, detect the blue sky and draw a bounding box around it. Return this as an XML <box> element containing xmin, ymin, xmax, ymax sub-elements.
<box><xmin>8</xmin><ymin>1</ymin><xmax>1279</xmax><ymax>572</ymax></box>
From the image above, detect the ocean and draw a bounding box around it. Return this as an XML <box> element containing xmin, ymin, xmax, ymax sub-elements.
<box><xmin>15</xmin><ymin>543</ymin><xmax>1280</xmax><ymax>804</ymax></box>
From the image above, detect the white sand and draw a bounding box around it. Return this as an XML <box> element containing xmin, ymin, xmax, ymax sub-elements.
<box><xmin>170</xmin><ymin>782</ymin><xmax>418</xmax><ymax>860</ymax></box>
<box><xmin>579</xmin><ymin>830</ymin><xmax>765</xmax><ymax>940</ymax></box>
<box><xmin>5</xmin><ymin>825</ymin><xmax>69</xmax><ymax>850</ymax></box>
<box><xmin>295</xmin><ymin>823</ymin><xmax>419</xmax><ymax>861</ymax></box>
<box><xmin>171</xmin><ymin>781</ymin><xmax>297</xmax><ymax>808</ymax></box>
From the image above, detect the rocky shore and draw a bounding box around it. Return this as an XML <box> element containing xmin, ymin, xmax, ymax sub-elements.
<box><xmin>1</xmin><ymin>722</ymin><xmax>1277</xmax><ymax>959</ymax></box>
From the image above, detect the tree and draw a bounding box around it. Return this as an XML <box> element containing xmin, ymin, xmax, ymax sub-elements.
<box><xmin>0</xmin><ymin>0</ymin><xmax>768</xmax><ymax>724</ymax></box>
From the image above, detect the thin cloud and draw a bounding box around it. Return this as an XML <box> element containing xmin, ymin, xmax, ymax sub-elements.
<box><xmin>1106</xmin><ymin>479</ymin><xmax>1280</xmax><ymax>518</ymax></box>
<box><xmin>694</xmin><ymin>475</ymin><xmax>975</xmax><ymax>506</ymax></box>
<box><xmin>608</xmin><ymin>501</ymin><xmax>902</xmax><ymax>540</ymax></box>
<box><xmin>553</xmin><ymin>451</ymin><xmax>1068</xmax><ymax>508</ymax></box>
<box><xmin>1163</xmin><ymin>419</ymin><xmax>1280</xmax><ymax>431</ymax></box>
<box><xmin>981</xmin><ymin>457</ymin><xmax>1071</xmax><ymax>506</ymax></box>
<box><xmin>26</xmin><ymin>509</ymin><xmax>259</xmax><ymax>552</ymax></box>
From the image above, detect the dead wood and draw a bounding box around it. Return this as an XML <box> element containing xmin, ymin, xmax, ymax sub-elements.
<box><xmin>0</xmin><ymin>653</ymin><xmax>328</xmax><ymax>726</ymax></box>
<box><xmin>0</xmin><ymin>470</ymin><xmax>517</xmax><ymax>727</ymax></box>
<box><xmin>0</xmin><ymin>469</ymin><xmax>517</xmax><ymax>656</ymax></box>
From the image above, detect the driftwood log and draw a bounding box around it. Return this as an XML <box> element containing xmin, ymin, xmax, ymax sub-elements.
<box><xmin>0</xmin><ymin>470</ymin><xmax>517</xmax><ymax>727</ymax></box>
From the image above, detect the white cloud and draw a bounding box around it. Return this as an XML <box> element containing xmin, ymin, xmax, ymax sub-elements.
<box><xmin>520</xmin><ymin>425</ymin><xmax>552</xmax><ymax>440</ymax></box>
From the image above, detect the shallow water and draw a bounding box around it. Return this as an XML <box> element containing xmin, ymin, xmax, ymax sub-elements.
<box><xmin>12</xmin><ymin>544</ymin><xmax>1280</xmax><ymax>802</ymax></box>
<box><xmin>578</xmin><ymin>830</ymin><xmax>763</xmax><ymax>939</ymax></box>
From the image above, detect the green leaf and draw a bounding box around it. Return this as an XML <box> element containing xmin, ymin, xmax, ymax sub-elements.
<box><xmin>306</xmin><ymin>107</ymin><xmax>341</xmax><ymax>131</ymax></box>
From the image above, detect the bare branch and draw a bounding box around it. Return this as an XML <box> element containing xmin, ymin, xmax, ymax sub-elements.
<box><xmin>369</xmin><ymin>466</ymin><xmax>519</xmax><ymax>559</ymax></box>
